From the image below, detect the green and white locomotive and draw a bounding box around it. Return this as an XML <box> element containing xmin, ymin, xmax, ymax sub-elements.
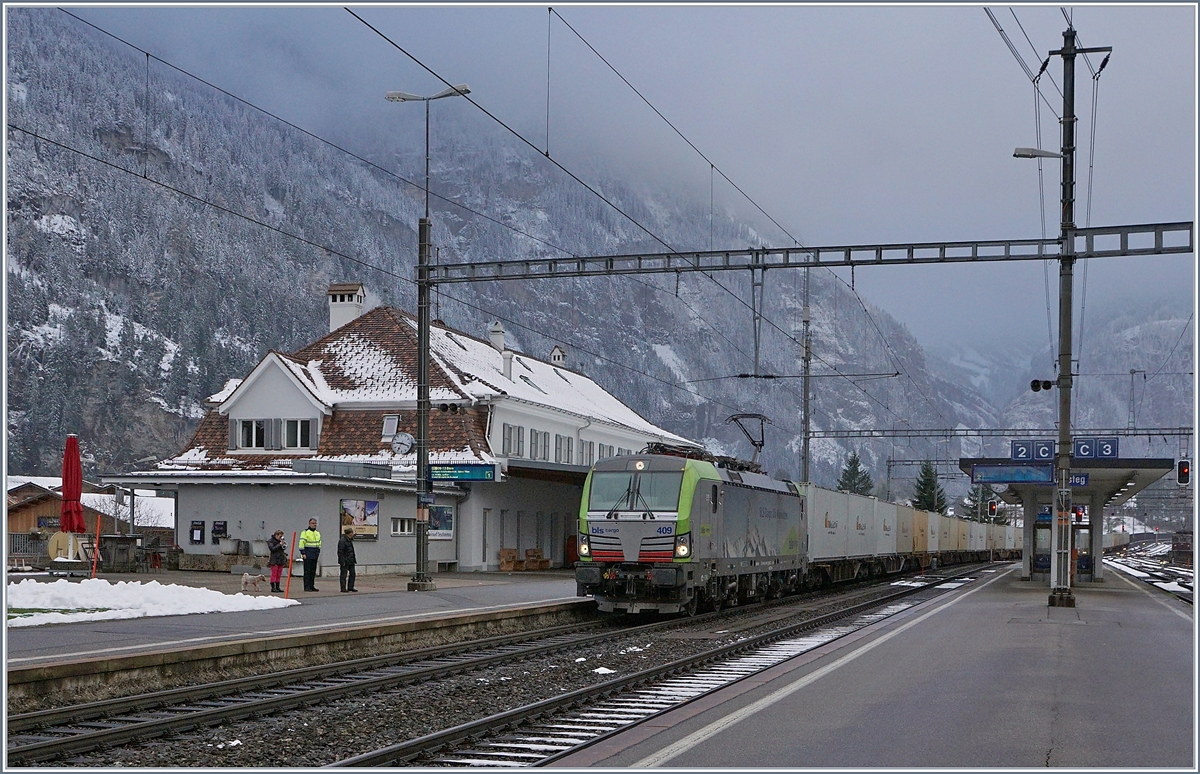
<box><xmin>575</xmin><ymin>445</ymin><xmax>1016</xmax><ymax>614</ymax></box>
<box><xmin>574</xmin><ymin>446</ymin><xmax>807</xmax><ymax>614</ymax></box>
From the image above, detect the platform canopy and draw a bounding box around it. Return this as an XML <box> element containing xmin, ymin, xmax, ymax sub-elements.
<box><xmin>958</xmin><ymin>457</ymin><xmax>1174</xmax><ymax>509</ymax></box>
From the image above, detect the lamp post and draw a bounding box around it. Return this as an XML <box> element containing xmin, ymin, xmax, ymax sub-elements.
<box><xmin>386</xmin><ymin>84</ymin><xmax>470</xmax><ymax>592</ymax></box>
<box><xmin>1014</xmin><ymin>27</ymin><xmax>1109</xmax><ymax>607</ymax></box>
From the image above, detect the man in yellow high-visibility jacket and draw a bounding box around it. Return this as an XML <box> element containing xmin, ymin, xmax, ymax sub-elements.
<box><xmin>298</xmin><ymin>518</ymin><xmax>322</xmax><ymax>592</ymax></box>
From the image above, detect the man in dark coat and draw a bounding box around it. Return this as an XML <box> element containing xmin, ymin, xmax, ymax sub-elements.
<box><xmin>337</xmin><ymin>526</ymin><xmax>358</xmax><ymax>593</ymax></box>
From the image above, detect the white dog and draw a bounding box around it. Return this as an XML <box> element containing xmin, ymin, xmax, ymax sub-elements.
<box><xmin>241</xmin><ymin>573</ymin><xmax>268</xmax><ymax>593</ymax></box>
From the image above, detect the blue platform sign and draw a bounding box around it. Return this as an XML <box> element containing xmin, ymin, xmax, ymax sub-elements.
<box><xmin>973</xmin><ymin>463</ymin><xmax>1054</xmax><ymax>484</ymax></box>
<box><xmin>1032</xmin><ymin>441</ymin><xmax>1055</xmax><ymax>461</ymax></box>
<box><xmin>1011</xmin><ymin>441</ymin><xmax>1033</xmax><ymax>461</ymax></box>
<box><xmin>429</xmin><ymin>464</ymin><xmax>497</xmax><ymax>481</ymax></box>
<box><xmin>1037</xmin><ymin>505</ymin><xmax>1053</xmax><ymax>522</ymax></box>
<box><xmin>1069</xmin><ymin>473</ymin><xmax>1089</xmax><ymax>487</ymax></box>
<box><xmin>1073</xmin><ymin>438</ymin><xmax>1096</xmax><ymax>459</ymax></box>
<box><xmin>1096</xmin><ymin>437</ymin><xmax>1119</xmax><ymax>459</ymax></box>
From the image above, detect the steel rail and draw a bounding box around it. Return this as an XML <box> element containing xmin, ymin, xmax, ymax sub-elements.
<box><xmin>5</xmin><ymin>620</ymin><xmax>626</xmax><ymax>764</ymax></box>
<box><xmin>7</xmin><ymin>585</ymin><xmax>839</xmax><ymax>766</ymax></box>
<box><xmin>330</xmin><ymin>566</ymin><xmax>985</xmax><ymax>767</ymax></box>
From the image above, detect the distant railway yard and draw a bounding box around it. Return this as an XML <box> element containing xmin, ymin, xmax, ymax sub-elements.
<box><xmin>1106</xmin><ymin>540</ymin><xmax>1194</xmax><ymax>604</ymax></box>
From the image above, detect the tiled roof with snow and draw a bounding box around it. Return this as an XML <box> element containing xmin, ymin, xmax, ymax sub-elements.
<box><xmin>289</xmin><ymin>307</ymin><xmax>690</xmax><ymax>443</ymax></box>
<box><xmin>167</xmin><ymin>306</ymin><xmax>694</xmax><ymax>470</ymax></box>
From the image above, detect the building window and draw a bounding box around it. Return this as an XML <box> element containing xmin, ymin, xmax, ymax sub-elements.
<box><xmin>581</xmin><ymin>440</ymin><xmax>595</xmax><ymax>467</ymax></box>
<box><xmin>530</xmin><ymin>429</ymin><xmax>549</xmax><ymax>461</ymax></box>
<box><xmin>382</xmin><ymin>414</ymin><xmax>399</xmax><ymax>440</ymax></box>
<box><xmin>391</xmin><ymin>517</ymin><xmax>415</xmax><ymax>536</ymax></box>
<box><xmin>618</xmin><ymin>447</ymin><xmax>632</xmax><ymax>457</ymax></box>
<box><xmin>598</xmin><ymin>443</ymin><xmax>614</xmax><ymax>460</ymax></box>
<box><xmin>240</xmin><ymin>420</ymin><xmax>266</xmax><ymax>448</ymax></box>
<box><xmin>285</xmin><ymin>419</ymin><xmax>312</xmax><ymax>448</ymax></box>
<box><xmin>555</xmin><ymin>434</ymin><xmax>574</xmax><ymax>464</ymax></box>
<box><xmin>502</xmin><ymin>424</ymin><xmax>525</xmax><ymax>457</ymax></box>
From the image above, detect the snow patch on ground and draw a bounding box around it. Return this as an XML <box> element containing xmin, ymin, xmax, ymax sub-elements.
<box><xmin>6</xmin><ymin>578</ymin><xmax>298</xmax><ymax>627</ymax></box>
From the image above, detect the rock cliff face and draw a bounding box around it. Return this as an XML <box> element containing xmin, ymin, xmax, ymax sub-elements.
<box><xmin>6</xmin><ymin>9</ymin><xmax>1190</xmax><ymax>507</ymax></box>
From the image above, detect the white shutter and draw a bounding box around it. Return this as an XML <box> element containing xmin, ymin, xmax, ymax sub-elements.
<box><xmin>228</xmin><ymin>417</ymin><xmax>237</xmax><ymax>450</ymax></box>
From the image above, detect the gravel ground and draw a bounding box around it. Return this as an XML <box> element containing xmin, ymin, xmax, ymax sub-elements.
<box><xmin>54</xmin><ymin>582</ymin><xmax>913</xmax><ymax>767</ymax></box>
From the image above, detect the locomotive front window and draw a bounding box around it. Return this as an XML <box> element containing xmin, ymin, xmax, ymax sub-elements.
<box><xmin>588</xmin><ymin>472</ymin><xmax>683</xmax><ymax>512</ymax></box>
<box><xmin>637</xmin><ymin>472</ymin><xmax>683</xmax><ymax>510</ymax></box>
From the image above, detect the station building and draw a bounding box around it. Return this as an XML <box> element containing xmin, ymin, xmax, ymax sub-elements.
<box><xmin>111</xmin><ymin>284</ymin><xmax>698</xmax><ymax>576</ymax></box>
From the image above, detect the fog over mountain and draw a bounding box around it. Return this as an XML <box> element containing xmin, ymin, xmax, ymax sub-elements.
<box><xmin>5</xmin><ymin>9</ymin><xmax>1193</xmax><ymax>515</ymax></box>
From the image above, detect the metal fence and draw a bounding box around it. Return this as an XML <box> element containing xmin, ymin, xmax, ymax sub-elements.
<box><xmin>8</xmin><ymin>533</ymin><xmax>47</xmax><ymax>558</ymax></box>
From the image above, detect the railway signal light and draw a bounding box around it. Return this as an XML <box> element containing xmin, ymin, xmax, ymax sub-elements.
<box><xmin>1030</xmin><ymin>379</ymin><xmax>1054</xmax><ymax>392</ymax></box>
<box><xmin>987</xmin><ymin>500</ymin><xmax>997</xmax><ymax>518</ymax></box>
<box><xmin>1177</xmin><ymin>459</ymin><xmax>1190</xmax><ymax>486</ymax></box>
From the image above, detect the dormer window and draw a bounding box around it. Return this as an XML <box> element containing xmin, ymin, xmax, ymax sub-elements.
<box><xmin>241</xmin><ymin>420</ymin><xmax>266</xmax><ymax>448</ymax></box>
<box><xmin>382</xmin><ymin>414</ymin><xmax>399</xmax><ymax>440</ymax></box>
<box><xmin>285</xmin><ymin>419</ymin><xmax>312</xmax><ymax>448</ymax></box>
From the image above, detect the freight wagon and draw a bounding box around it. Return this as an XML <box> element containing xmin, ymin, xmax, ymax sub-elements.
<box><xmin>575</xmin><ymin>446</ymin><xmax>1013</xmax><ymax>614</ymax></box>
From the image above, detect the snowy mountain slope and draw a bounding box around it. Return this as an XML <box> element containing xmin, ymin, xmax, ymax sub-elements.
<box><xmin>5</xmin><ymin>9</ymin><xmax>1191</xmax><ymax>508</ymax></box>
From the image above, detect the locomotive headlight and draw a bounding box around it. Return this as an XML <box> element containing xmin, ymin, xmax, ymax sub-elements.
<box><xmin>578</xmin><ymin>534</ymin><xmax>590</xmax><ymax>556</ymax></box>
<box><xmin>674</xmin><ymin>533</ymin><xmax>691</xmax><ymax>558</ymax></box>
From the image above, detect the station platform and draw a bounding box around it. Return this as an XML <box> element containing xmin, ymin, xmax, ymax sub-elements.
<box><xmin>553</xmin><ymin>563</ymin><xmax>1195</xmax><ymax>769</ymax></box>
<box><xmin>5</xmin><ymin>570</ymin><xmax>580</xmax><ymax>670</ymax></box>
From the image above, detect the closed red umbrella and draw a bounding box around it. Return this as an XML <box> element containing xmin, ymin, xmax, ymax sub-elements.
<box><xmin>60</xmin><ymin>435</ymin><xmax>86</xmax><ymax>534</ymax></box>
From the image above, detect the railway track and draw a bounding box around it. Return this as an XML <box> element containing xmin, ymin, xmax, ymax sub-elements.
<box><xmin>1105</xmin><ymin>556</ymin><xmax>1194</xmax><ymax>604</ymax></box>
<box><xmin>331</xmin><ymin>567</ymin><xmax>983</xmax><ymax>767</ymax></box>
<box><xmin>8</xmin><ymin>564</ymin><xmax>987</xmax><ymax>766</ymax></box>
<box><xmin>6</xmin><ymin>620</ymin><xmax>615</xmax><ymax>765</ymax></box>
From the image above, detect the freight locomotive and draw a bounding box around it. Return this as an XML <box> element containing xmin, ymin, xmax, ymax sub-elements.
<box><xmin>574</xmin><ymin>445</ymin><xmax>1019</xmax><ymax>614</ymax></box>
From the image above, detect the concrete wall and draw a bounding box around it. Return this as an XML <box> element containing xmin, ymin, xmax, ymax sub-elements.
<box><xmin>456</xmin><ymin>478</ymin><xmax>583</xmax><ymax>572</ymax></box>
<box><xmin>177</xmin><ymin>483</ymin><xmax>461</xmax><ymax>575</ymax></box>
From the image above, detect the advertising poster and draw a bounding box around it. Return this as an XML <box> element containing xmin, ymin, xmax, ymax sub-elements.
<box><xmin>429</xmin><ymin>504</ymin><xmax>454</xmax><ymax>540</ymax></box>
<box><xmin>339</xmin><ymin>499</ymin><xmax>379</xmax><ymax>539</ymax></box>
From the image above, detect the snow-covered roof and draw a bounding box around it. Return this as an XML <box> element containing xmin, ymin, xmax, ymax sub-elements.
<box><xmin>248</xmin><ymin>307</ymin><xmax>694</xmax><ymax>445</ymax></box>
<box><xmin>8</xmin><ymin>476</ymin><xmax>63</xmax><ymax>491</ymax></box>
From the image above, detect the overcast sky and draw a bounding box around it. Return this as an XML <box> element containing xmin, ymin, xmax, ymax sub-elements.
<box><xmin>67</xmin><ymin>3</ymin><xmax>1196</xmax><ymax>353</ymax></box>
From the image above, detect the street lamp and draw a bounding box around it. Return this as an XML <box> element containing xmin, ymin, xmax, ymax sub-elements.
<box><xmin>1013</xmin><ymin>147</ymin><xmax>1063</xmax><ymax>159</ymax></box>
<box><xmin>385</xmin><ymin>83</ymin><xmax>470</xmax><ymax>592</ymax></box>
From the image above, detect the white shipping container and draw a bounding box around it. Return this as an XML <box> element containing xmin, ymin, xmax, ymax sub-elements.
<box><xmin>969</xmin><ymin>522</ymin><xmax>983</xmax><ymax>551</ymax></box>
<box><xmin>1005</xmin><ymin>524</ymin><xmax>1016</xmax><ymax>551</ymax></box>
<box><xmin>940</xmin><ymin>516</ymin><xmax>952</xmax><ymax>550</ymax></box>
<box><xmin>847</xmin><ymin>493</ymin><xmax>874</xmax><ymax>557</ymax></box>
<box><xmin>874</xmin><ymin>500</ymin><xmax>898</xmax><ymax>556</ymax></box>
<box><xmin>927</xmin><ymin>512</ymin><xmax>940</xmax><ymax>553</ymax></box>
<box><xmin>956</xmin><ymin>519</ymin><xmax>968</xmax><ymax>551</ymax></box>
<box><xmin>807</xmin><ymin>486</ymin><xmax>849</xmax><ymax>560</ymax></box>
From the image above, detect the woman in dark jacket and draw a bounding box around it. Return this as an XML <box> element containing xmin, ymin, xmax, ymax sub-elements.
<box><xmin>337</xmin><ymin>527</ymin><xmax>358</xmax><ymax>593</ymax></box>
<box><xmin>267</xmin><ymin>530</ymin><xmax>287</xmax><ymax>593</ymax></box>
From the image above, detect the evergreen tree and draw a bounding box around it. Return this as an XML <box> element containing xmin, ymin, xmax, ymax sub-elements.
<box><xmin>911</xmin><ymin>460</ymin><xmax>948</xmax><ymax>515</ymax></box>
<box><xmin>836</xmin><ymin>451</ymin><xmax>874</xmax><ymax>495</ymax></box>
